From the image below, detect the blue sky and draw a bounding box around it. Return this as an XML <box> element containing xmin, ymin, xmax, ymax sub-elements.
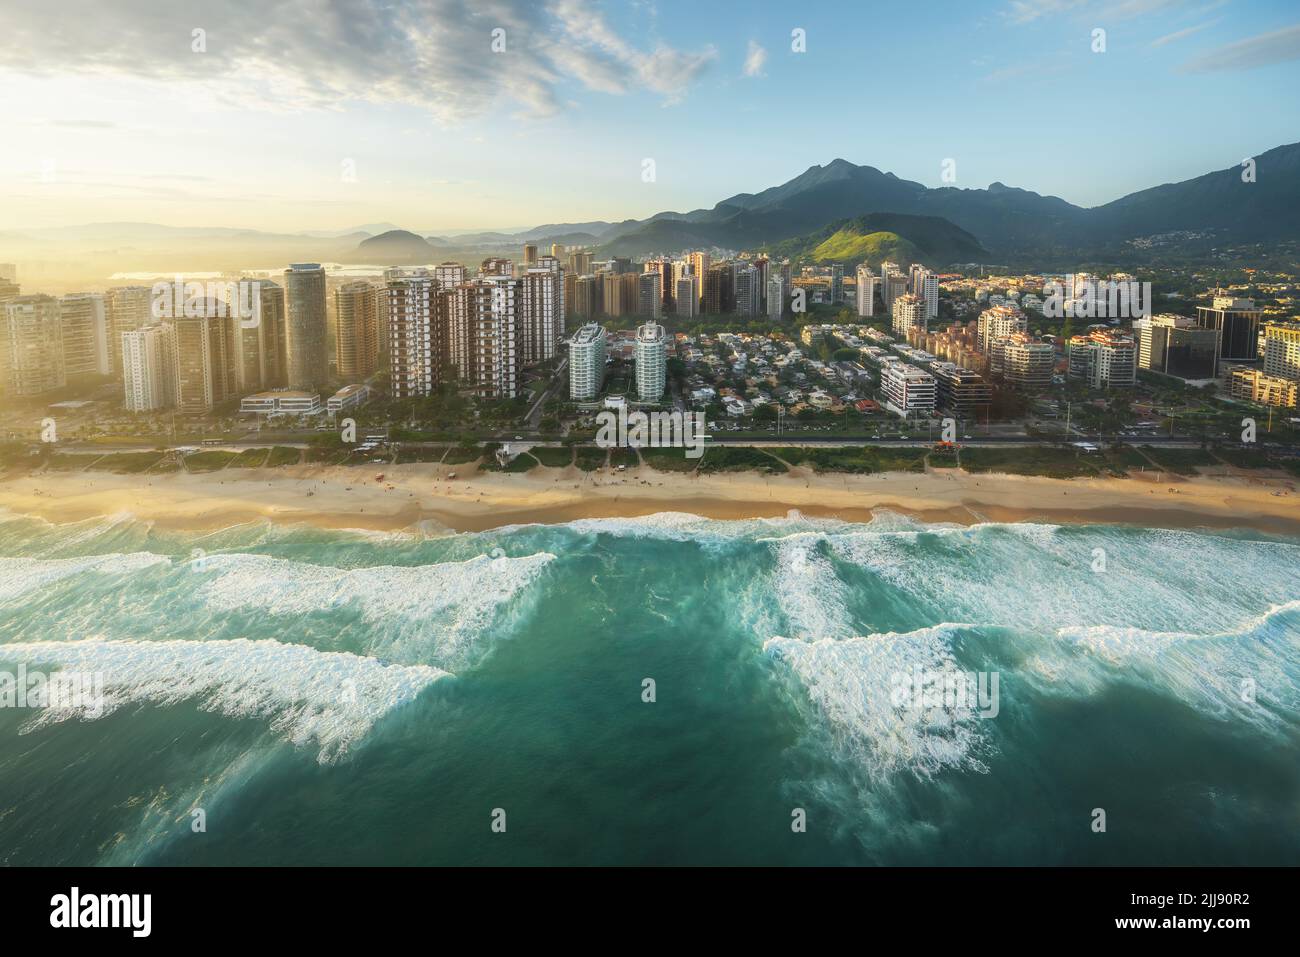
<box><xmin>2</xmin><ymin>0</ymin><xmax>1298</xmax><ymax>232</ymax></box>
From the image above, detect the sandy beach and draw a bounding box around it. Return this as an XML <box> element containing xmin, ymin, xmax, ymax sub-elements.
<box><xmin>2</xmin><ymin>459</ymin><xmax>1297</xmax><ymax>535</ymax></box>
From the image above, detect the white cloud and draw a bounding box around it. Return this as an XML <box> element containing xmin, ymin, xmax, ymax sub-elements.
<box><xmin>1149</xmin><ymin>19</ymin><xmax>1220</xmax><ymax>47</ymax></box>
<box><xmin>0</xmin><ymin>0</ymin><xmax>716</xmax><ymax>121</ymax></box>
<box><xmin>1004</xmin><ymin>0</ymin><xmax>1087</xmax><ymax>24</ymax></box>
<box><xmin>1179</xmin><ymin>22</ymin><xmax>1300</xmax><ymax>72</ymax></box>
<box><xmin>743</xmin><ymin>40</ymin><xmax>768</xmax><ymax>78</ymax></box>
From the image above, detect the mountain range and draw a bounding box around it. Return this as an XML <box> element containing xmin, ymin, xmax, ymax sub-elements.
<box><xmin>589</xmin><ymin>142</ymin><xmax>1300</xmax><ymax>261</ymax></box>
<box><xmin>4</xmin><ymin>142</ymin><xmax>1297</xmax><ymax>284</ymax></box>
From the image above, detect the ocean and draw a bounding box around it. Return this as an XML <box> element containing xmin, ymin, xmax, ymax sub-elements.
<box><xmin>0</xmin><ymin>508</ymin><xmax>1297</xmax><ymax>866</ymax></box>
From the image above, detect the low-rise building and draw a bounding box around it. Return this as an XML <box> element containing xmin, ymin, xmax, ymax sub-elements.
<box><xmin>240</xmin><ymin>390</ymin><xmax>323</xmax><ymax>416</ymax></box>
<box><xmin>327</xmin><ymin>383</ymin><xmax>371</xmax><ymax>415</ymax></box>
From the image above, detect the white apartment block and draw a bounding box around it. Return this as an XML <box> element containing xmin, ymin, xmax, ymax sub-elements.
<box><xmin>856</xmin><ymin>265</ymin><xmax>877</xmax><ymax>317</ymax></box>
<box><xmin>977</xmin><ymin>305</ymin><xmax>1028</xmax><ymax>353</ymax></box>
<box><xmin>635</xmin><ymin>321</ymin><xmax>667</xmax><ymax>402</ymax></box>
<box><xmin>568</xmin><ymin>322</ymin><xmax>607</xmax><ymax>400</ymax></box>
<box><xmin>881</xmin><ymin>362</ymin><xmax>936</xmax><ymax>418</ymax></box>
<box><xmin>677</xmin><ymin>276</ymin><xmax>699</xmax><ymax>318</ymax></box>
<box><xmin>917</xmin><ymin>271</ymin><xmax>939</xmax><ymax>319</ymax></box>
<box><xmin>121</xmin><ymin>324</ymin><xmax>175</xmax><ymax>412</ymax></box>
<box><xmin>891</xmin><ymin>293</ymin><xmax>926</xmax><ymax>338</ymax></box>
<box><xmin>766</xmin><ymin>276</ymin><xmax>785</xmax><ymax>319</ymax></box>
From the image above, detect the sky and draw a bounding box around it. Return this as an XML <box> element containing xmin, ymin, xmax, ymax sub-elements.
<box><xmin>1</xmin><ymin>0</ymin><xmax>1299</xmax><ymax>234</ymax></box>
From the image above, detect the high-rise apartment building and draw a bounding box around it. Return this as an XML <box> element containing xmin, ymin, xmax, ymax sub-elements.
<box><xmin>568</xmin><ymin>323</ymin><xmax>607</xmax><ymax>400</ymax></box>
<box><xmin>434</xmin><ymin>262</ymin><xmax>468</xmax><ymax>291</ymax></box>
<box><xmin>58</xmin><ymin>293</ymin><xmax>110</xmax><ymax>378</ymax></box>
<box><xmin>386</xmin><ymin>276</ymin><xmax>443</xmax><ymax>398</ymax></box>
<box><xmin>766</xmin><ymin>276</ymin><xmax>785</xmax><ymax>319</ymax></box>
<box><xmin>993</xmin><ymin>334</ymin><xmax>1055</xmax><ymax>390</ymax></box>
<box><xmin>121</xmin><ymin>324</ymin><xmax>175</xmax><ymax>412</ymax></box>
<box><xmin>335</xmin><ymin>281</ymin><xmax>380</xmax><ymax>380</ymax></box>
<box><xmin>883</xmin><ymin>271</ymin><xmax>908</xmax><ymax>313</ymax></box>
<box><xmin>702</xmin><ymin>263</ymin><xmax>732</xmax><ymax>314</ymax></box>
<box><xmin>284</xmin><ymin>263</ymin><xmax>327</xmax><ymax>390</ymax></box>
<box><xmin>522</xmin><ymin>243</ymin><xmax>538</xmax><ymax>266</ymax></box>
<box><xmin>635</xmin><ymin>321</ymin><xmax>667</xmax><ymax>402</ymax></box>
<box><xmin>574</xmin><ymin>275</ymin><xmax>601</xmax><ymax>321</ymax></box>
<box><xmin>930</xmin><ymin>362</ymin><xmax>992</xmax><ymax>418</ymax></box>
<box><xmin>106</xmin><ymin>285</ymin><xmax>154</xmax><ymax>377</ymax></box>
<box><xmin>686</xmin><ymin>251</ymin><xmax>710</xmax><ymax>314</ymax></box>
<box><xmin>855</xmin><ymin>265</ymin><xmax>877</xmax><ymax>318</ymax></box>
<box><xmin>520</xmin><ymin>267</ymin><xmax>562</xmax><ymax>363</ymax></box>
<box><xmin>448</xmin><ymin>277</ymin><xmax>519</xmax><ymax>399</ymax></box>
<box><xmin>1067</xmin><ymin>330</ymin><xmax>1136</xmax><ymax>389</ymax></box>
<box><xmin>881</xmin><ymin>363</ymin><xmax>936</xmax><ymax>418</ymax></box>
<box><xmin>248</xmin><ymin>279</ymin><xmax>287</xmax><ymax>387</ymax></box>
<box><xmin>1262</xmin><ymin>321</ymin><xmax>1300</xmax><ymax>382</ymax></box>
<box><xmin>977</xmin><ymin>305</ymin><xmax>1028</xmax><ymax>354</ymax></box>
<box><xmin>677</xmin><ymin>276</ymin><xmax>699</xmax><ymax>318</ymax></box>
<box><xmin>916</xmin><ymin>269</ymin><xmax>939</xmax><ymax>319</ymax></box>
<box><xmin>480</xmin><ymin>258</ymin><xmax>514</xmax><ymax>278</ymax></box>
<box><xmin>829</xmin><ymin>264</ymin><xmax>844</xmax><ymax>304</ymax></box>
<box><xmin>601</xmin><ymin>272</ymin><xmax>625</xmax><ymax>318</ymax></box>
<box><xmin>891</xmin><ymin>293</ymin><xmax>926</xmax><ymax>338</ymax></box>
<box><xmin>1</xmin><ymin>295</ymin><xmax>65</xmax><ymax>397</ymax></box>
<box><xmin>734</xmin><ymin>265</ymin><xmax>762</xmax><ymax>317</ymax></box>
<box><xmin>567</xmin><ymin>250</ymin><xmax>593</xmax><ymax>276</ymax></box>
<box><xmin>638</xmin><ymin>272</ymin><xmax>663</xmax><ymax>319</ymax></box>
<box><xmin>172</xmin><ymin>310</ymin><xmax>235</xmax><ymax>414</ymax></box>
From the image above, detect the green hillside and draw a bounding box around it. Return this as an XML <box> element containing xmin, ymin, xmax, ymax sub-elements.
<box><xmin>811</xmin><ymin>229</ymin><xmax>920</xmax><ymax>264</ymax></box>
<box><xmin>764</xmin><ymin>212</ymin><xmax>987</xmax><ymax>267</ymax></box>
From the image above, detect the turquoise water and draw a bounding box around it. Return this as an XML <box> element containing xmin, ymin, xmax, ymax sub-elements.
<box><xmin>0</xmin><ymin>508</ymin><xmax>1297</xmax><ymax>865</ymax></box>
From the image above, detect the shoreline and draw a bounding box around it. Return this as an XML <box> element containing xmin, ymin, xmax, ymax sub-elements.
<box><xmin>2</xmin><ymin>461</ymin><xmax>1298</xmax><ymax>537</ymax></box>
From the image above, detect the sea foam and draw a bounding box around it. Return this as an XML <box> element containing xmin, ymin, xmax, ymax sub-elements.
<box><xmin>195</xmin><ymin>551</ymin><xmax>555</xmax><ymax>664</ymax></box>
<box><xmin>0</xmin><ymin>553</ymin><xmax>170</xmax><ymax>604</ymax></box>
<box><xmin>765</xmin><ymin>624</ymin><xmax>990</xmax><ymax>780</ymax></box>
<box><xmin>0</xmin><ymin>638</ymin><xmax>446</xmax><ymax>763</ymax></box>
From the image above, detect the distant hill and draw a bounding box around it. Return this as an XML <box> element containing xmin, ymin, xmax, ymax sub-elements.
<box><xmin>764</xmin><ymin>213</ymin><xmax>987</xmax><ymax>267</ymax></box>
<box><xmin>356</xmin><ymin>229</ymin><xmax>435</xmax><ymax>261</ymax></box>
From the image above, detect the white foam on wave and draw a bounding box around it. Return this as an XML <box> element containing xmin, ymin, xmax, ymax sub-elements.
<box><xmin>769</xmin><ymin>536</ymin><xmax>854</xmax><ymax>640</ymax></box>
<box><xmin>0</xmin><ymin>553</ymin><xmax>170</xmax><ymax>604</ymax></box>
<box><xmin>1041</xmin><ymin>600</ymin><xmax>1300</xmax><ymax>730</ymax></box>
<box><xmin>765</xmin><ymin>624</ymin><xmax>990</xmax><ymax>780</ymax></box>
<box><xmin>828</xmin><ymin>522</ymin><xmax>1300</xmax><ymax>637</ymax></box>
<box><xmin>0</xmin><ymin>638</ymin><xmax>446</xmax><ymax>763</ymax></box>
<box><xmin>196</xmin><ymin>551</ymin><xmax>554</xmax><ymax>662</ymax></box>
<box><xmin>505</xmin><ymin>509</ymin><xmax>858</xmax><ymax>544</ymax></box>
